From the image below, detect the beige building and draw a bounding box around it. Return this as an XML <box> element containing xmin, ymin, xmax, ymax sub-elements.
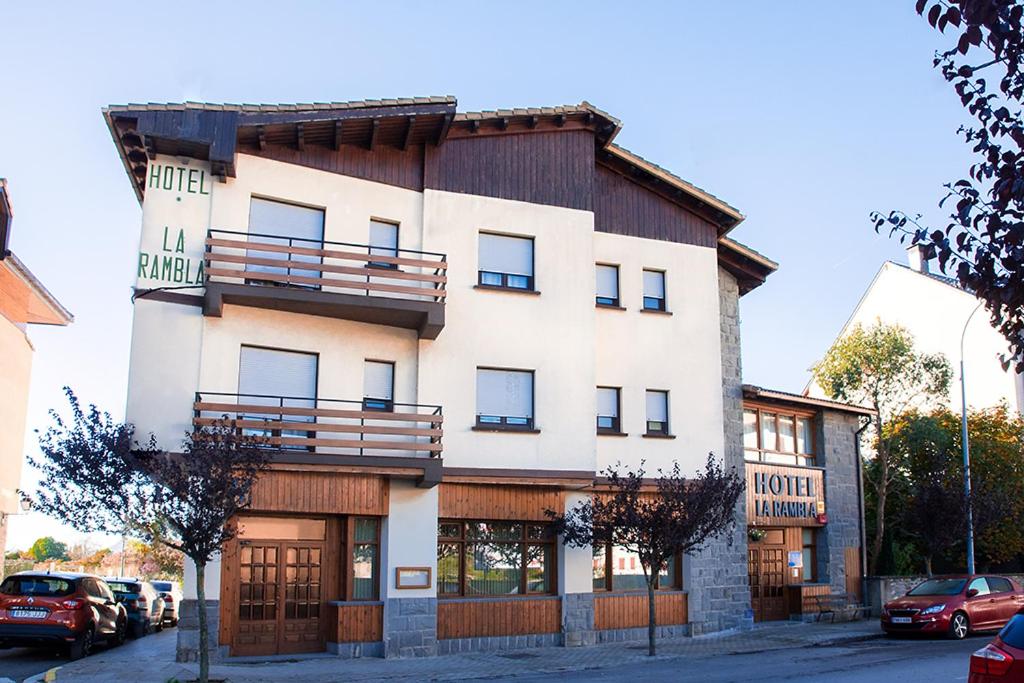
<box><xmin>0</xmin><ymin>179</ymin><xmax>72</xmax><ymax>559</ymax></box>
<box><xmin>104</xmin><ymin>97</ymin><xmax>874</xmax><ymax>663</ymax></box>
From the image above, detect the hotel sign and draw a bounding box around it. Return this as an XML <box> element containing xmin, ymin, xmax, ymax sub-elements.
<box><xmin>745</xmin><ymin>462</ymin><xmax>825</xmax><ymax>527</ymax></box>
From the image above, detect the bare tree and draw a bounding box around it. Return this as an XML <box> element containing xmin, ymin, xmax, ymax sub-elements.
<box><xmin>31</xmin><ymin>388</ymin><xmax>269</xmax><ymax>683</ymax></box>
<box><xmin>548</xmin><ymin>455</ymin><xmax>744</xmax><ymax>656</ymax></box>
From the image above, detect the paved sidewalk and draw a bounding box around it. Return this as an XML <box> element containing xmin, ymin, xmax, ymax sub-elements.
<box><xmin>41</xmin><ymin>620</ymin><xmax>883</xmax><ymax>683</ymax></box>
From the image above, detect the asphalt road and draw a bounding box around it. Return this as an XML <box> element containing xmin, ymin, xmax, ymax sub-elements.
<box><xmin>0</xmin><ymin>643</ymin><xmax>76</xmax><ymax>683</ymax></box>
<box><xmin>511</xmin><ymin>635</ymin><xmax>984</xmax><ymax>682</ymax></box>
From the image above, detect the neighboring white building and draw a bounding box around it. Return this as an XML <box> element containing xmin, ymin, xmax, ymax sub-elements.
<box><xmin>807</xmin><ymin>248</ymin><xmax>1024</xmax><ymax>414</ymax></box>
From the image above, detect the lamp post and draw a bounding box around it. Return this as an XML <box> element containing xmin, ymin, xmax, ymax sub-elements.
<box><xmin>960</xmin><ymin>301</ymin><xmax>984</xmax><ymax>575</ymax></box>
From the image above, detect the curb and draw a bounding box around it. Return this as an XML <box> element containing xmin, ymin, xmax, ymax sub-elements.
<box><xmin>22</xmin><ymin>668</ymin><xmax>60</xmax><ymax>683</ymax></box>
<box><xmin>811</xmin><ymin>632</ymin><xmax>885</xmax><ymax>648</ymax></box>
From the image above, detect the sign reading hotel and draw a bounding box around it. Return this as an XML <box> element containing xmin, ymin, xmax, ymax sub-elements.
<box><xmin>745</xmin><ymin>462</ymin><xmax>825</xmax><ymax>527</ymax></box>
<box><xmin>136</xmin><ymin>156</ymin><xmax>213</xmax><ymax>291</ymax></box>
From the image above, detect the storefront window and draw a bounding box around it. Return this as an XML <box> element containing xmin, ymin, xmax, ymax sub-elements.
<box><xmin>436</xmin><ymin>520</ymin><xmax>555</xmax><ymax>597</ymax></box>
<box><xmin>351</xmin><ymin>518</ymin><xmax>379</xmax><ymax>600</ymax></box>
<box><xmin>744</xmin><ymin>407</ymin><xmax>816</xmax><ymax>465</ymax></box>
<box><xmin>801</xmin><ymin>528</ymin><xmax>816</xmax><ymax>582</ymax></box>
<box><xmin>592</xmin><ymin>542</ymin><xmax>682</xmax><ymax>592</ymax></box>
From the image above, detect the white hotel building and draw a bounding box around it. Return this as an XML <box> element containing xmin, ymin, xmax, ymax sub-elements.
<box><xmin>103</xmin><ymin>97</ymin><xmax>865</xmax><ymax>661</ymax></box>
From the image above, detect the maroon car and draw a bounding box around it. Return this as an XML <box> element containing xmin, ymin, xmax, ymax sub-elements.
<box><xmin>882</xmin><ymin>575</ymin><xmax>1024</xmax><ymax>639</ymax></box>
<box><xmin>969</xmin><ymin>609</ymin><xmax>1024</xmax><ymax>682</ymax></box>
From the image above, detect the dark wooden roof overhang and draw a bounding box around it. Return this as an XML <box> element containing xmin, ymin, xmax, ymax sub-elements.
<box><xmin>742</xmin><ymin>384</ymin><xmax>876</xmax><ymax>417</ymax></box>
<box><xmin>0</xmin><ymin>178</ymin><xmax>11</xmax><ymax>259</ymax></box>
<box><xmin>104</xmin><ymin>99</ymin><xmax>458</xmax><ymax>203</ymax></box>
<box><xmin>718</xmin><ymin>237</ymin><xmax>778</xmax><ymax>296</ymax></box>
<box><xmin>448</xmin><ymin>103</ymin><xmax>622</xmax><ymax>147</ymax></box>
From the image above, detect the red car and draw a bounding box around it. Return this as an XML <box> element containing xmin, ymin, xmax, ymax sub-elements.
<box><xmin>0</xmin><ymin>572</ymin><xmax>127</xmax><ymax>659</ymax></box>
<box><xmin>882</xmin><ymin>575</ymin><xmax>1024</xmax><ymax>639</ymax></box>
<box><xmin>969</xmin><ymin>609</ymin><xmax>1024</xmax><ymax>682</ymax></box>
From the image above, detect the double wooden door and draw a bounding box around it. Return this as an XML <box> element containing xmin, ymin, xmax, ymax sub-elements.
<box><xmin>748</xmin><ymin>544</ymin><xmax>787</xmax><ymax>622</ymax></box>
<box><xmin>234</xmin><ymin>540</ymin><xmax>325</xmax><ymax>656</ymax></box>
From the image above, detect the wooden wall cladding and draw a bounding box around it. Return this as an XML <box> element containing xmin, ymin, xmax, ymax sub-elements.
<box><xmin>787</xmin><ymin>583</ymin><xmax>830</xmax><ymax>616</ymax></box>
<box><xmin>438</xmin><ymin>483</ymin><xmax>565</xmax><ymax>521</ymax></box>
<box><xmin>425</xmin><ymin>130</ymin><xmax>595</xmax><ymax>211</ymax></box>
<box><xmin>249</xmin><ymin>470</ymin><xmax>389</xmax><ymax>516</ymax></box>
<box><xmin>332</xmin><ymin>602</ymin><xmax>384</xmax><ymax>643</ymax></box>
<box><xmin>437</xmin><ymin>597</ymin><xmax>561</xmax><ymax>639</ymax></box>
<box><xmin>845</xmin><ymin>546</ymin><xmax>863</xmax><ymax>601</ymax></box>
<box><xmin>594</xmin><ymin>165</ymin><xmax>718</xmax><ymax>248</ymax></box>
<box><xmin>594</xmin><ymin>592</ymin><xmax>688</xmax><ymax>630</ymax></box>
<box><xmin>246</xmin><ymin>143</ymin><xmax>424</xmax><ymax>191</ymax></box>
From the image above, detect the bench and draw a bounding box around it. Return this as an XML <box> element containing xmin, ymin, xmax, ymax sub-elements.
<box><xmin>814</xmin><ymin>593</ymin><xmax>871</xmax><ymax>622</ymax></box>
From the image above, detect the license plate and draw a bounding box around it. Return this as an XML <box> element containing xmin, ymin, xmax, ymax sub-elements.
<box><xmin>10</xmin><ymin>608</ymin><xmax>48</xmax><ymax>619</ymax></box>
<box><xmin>892</xmin><ymin>616</ymin><xmax>912</xmax><ymax>624</ymax></box>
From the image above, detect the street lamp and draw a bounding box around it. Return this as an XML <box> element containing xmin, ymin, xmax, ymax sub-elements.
<box><xmin>960</xmin><ymin>301</ymin><xmax>984</xmax><ymax>576</ymax></box>
<box><xmin>0</xmin><ymin>494</ymin><xmax>32</xmax><ymax>525</ymax></box>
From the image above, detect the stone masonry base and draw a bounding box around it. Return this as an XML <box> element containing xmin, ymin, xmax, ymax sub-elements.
<box><xmin>328</xmin><ymin>641</ymin><xmax>385</xmax><ymax>658</ymax></box>
<box><xmin>437</xmin><ymin>632</ymin><xmax>562</xmax><ymax>655</ymax></box>
<box><xmin>596</xmin><ymin>623</ymin><xmax>691</xmax><ymax>643</ymax></box>
<box><xmin>176</xmin><ymin>599</ymin><xmax>224</xmax><ymax>663</ymax></box>
<box><xmin>384</xmin><ymin>597</ymin><xmax>438</xmax><ymax>658</ymax></box>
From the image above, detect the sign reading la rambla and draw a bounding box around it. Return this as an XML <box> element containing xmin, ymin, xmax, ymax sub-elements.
<box><xmin>138</xmin><ymin>226</ymin><xmax>204</xmax><ymax>285</ymax></box>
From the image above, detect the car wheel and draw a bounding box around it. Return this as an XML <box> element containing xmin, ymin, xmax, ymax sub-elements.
<box><xmin>170</xmin><ymin>617</ymin><xmax>178</xmax><ymax>627</ymax></box>
<box><xmin>112</xmin><ymin>618</ymin><xmax>127</xmax><ymax>646</ymax></box>
<box><xmin>69</xmin><ymin>626</ymin><xmax>94</xmax><ymax>660</ymax></box>
<box><xmin>948</xmin><ymin>611</ymin><xmax>970</xmax><ymax>640</ymax></box>
<box><xmin>155</xmin><ymin>617</ymin><xmax>163</xmax><ymax>632</ymax></box>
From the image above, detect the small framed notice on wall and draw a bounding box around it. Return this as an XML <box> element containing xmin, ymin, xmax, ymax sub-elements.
<box><xmin>395</xmin><ymin>567</ymin><xmax>431</xmax><ymax>589</ymax></box>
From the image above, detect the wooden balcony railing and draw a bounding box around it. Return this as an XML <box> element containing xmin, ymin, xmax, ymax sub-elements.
<box><xmin>204</xmin><ymin>229</ymin><xmax>447</xmax><ymax>303</ymax></box>
<box><xmin>193</xmin><ymin>392</ymin><xmax>443</xmax><ymax>457</ymax></box>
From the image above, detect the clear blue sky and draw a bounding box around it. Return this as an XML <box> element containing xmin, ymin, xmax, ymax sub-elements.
<box><xmin>1</xmin><ymin>1</ymin><xmax>971</xmax><ymax>550</ymax></box>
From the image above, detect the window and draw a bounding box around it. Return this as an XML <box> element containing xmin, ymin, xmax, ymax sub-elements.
<box><xmin>597</xmin><ymin>387</ymin><xmax>621</xmax><ymax>433</ymax></box>
<box><xmin>351</xmin><ymin>518</ymin><xmax>380</xmax><ymax>600</ymax></box>
<box><xmin>478</xmin><ymin>233</ymin><xmax>534</xmax><ymax>291</ymax></box>
<box><xmin>645</xmin><ymin>390</ymin><xmax>669</xmax><ymax>435</ymax></box>
<box><xmin>743</xmin><ymin>407</ymin><xmax>816</xmax><ymax>465</ymax></box>
<box><xmin>596</xmin><ymin>264</ymin><xmax>620</xmax><ymax>307</ymax></box>
<box><xmin>363</xmin><ymin>360</ymin><xmax>394</xmax><ymax>411</ymax></box>
<box><xmin>368</xmin><ymin>220</ymin><xmax>399</xmax><ymax>269</ymax></box>
<box><xmin>247</xmin><ymin>197</ymin><xmax>325</xmax><ymax>282</ymax></box>
<box><xmin>238</xmin><ymin>346</ymin><xmax>318</xmax><ymax>448</ymax></box>
<box><xmin>968</xmin><ymin>577</ymin><xmax>991</xmax><ymax>596</ymax></box>
<box><xmin>801</xmin><ymin>528</ymin><xmax>817</xmax><ymax>582</ymax></box>
<box><xmin>437</xmin><ymin>521</ymin><xmax>555</xmax><ymax>597</ymax></box>
<box><xmin>988</xmin><ymin>577</ymin><xmax>1014</xmax><ymax>594</ymax></box>
<box><xmin>642</xmin><ymin>270</ymin><xmax>666</xmax><ymax>311</ymax></box>
<box><xmin>592</xmin><ymin>542</ymin><xmax>681</xmax><ymax>592</ymax></box>
<box><xmin>476</xmin><ymin>368</ymin><xmax>534</xmax><ymax>430</ymax></box>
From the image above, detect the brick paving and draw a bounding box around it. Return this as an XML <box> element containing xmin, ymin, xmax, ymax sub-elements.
<box><xmin>38</xmin><ymin>619</ymin><xmax>883</xmax><ymax>683</ymax></box>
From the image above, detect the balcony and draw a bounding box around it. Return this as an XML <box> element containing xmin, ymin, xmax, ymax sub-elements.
<box><xmin>203</xmin><ymin>229</ymin><xmax>447</xmax><ymax>339</ymax></box>
<box><xmin>193</xmin><ymin>392</ymin><xmax>444</xmax><ymax>485</ymax></box>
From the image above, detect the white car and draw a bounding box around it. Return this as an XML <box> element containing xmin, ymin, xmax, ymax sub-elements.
<box><xmin>151</xmin><ymin>580</ymin><xmax>183</xmax><ymax>626</ymax></box>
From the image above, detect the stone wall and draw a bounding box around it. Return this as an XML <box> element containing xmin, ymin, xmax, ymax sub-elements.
<box><xmin>820</xmin><ymin>411</ymin><xmax>864</xmax><ymax>594</ymax></box>
<box><xmin>562</xmin><ymin>592</ymin><xmax>596</xmax><ymax>647</ymax></box>
<box><xmin>683</xmin><ymin>268</ymin><xmax>751</xmax><ymax>635</ymax></box>
<box><xmin>176</xmin><ymin>599</ymin><xmax>225</xmax><ymax>663</ymax></box>
<box><xmin>383</xmin><ymin>597</ymin><xmax>437</xmax><ymax>658</ymax></box>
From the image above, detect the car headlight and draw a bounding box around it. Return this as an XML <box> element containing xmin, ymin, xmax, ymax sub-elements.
<box><xmin>920</xmin><ymin>604</ymin><xmax>946</xmax><ymax>616</ymax></box>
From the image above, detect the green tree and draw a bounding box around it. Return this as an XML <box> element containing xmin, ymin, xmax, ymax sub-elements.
<box><xmin>812</xmin><ymin>321</ymin><xmax>952</xmax><ymax>574</ymax></box>
<box><xmin>29</xmin><ymin>536</ymin><xmax>69</xmax><ymax>562</ymax></box>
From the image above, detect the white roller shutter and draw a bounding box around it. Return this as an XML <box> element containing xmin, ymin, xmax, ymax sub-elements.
<box><xmin>476</xmin><ymin>369</ymin><xmax>533</xmax><ymax>418</ymax></box>
<box><xmin>643</xmin><ymin>270</ymin><xmax>665</xmax><ymax>298</ymax></box>
<box><xmin>363</xmin><ymin>361</ymin><xmax>394</xmax><ymax>400</ymax></box>
<box><xmin>479</xmin><ymin>234</ymin><xmax>533</xmax><ymax>276</ymax></box>
<box><xmin>238</xmin><ymin>346</ymin><xmax>317</xmax><ymax>414</ymax></box>
<box><xmin>368</xmin><ymin>221</ymin><xmax>399</xmax><ymax>259</ymax></box>
<box><xmin>597</xmin><ymin>387</ymin><xmax>618</xmax><ymax>417</ymax></box>
<box><xmin>596</xmin><ymin>265</ymin><xmax>619</xmax><ymax>300</ymax></box>
<box><xmin>645</xmin><ymin>390</ymin><xmax>667</xmax><ymax>422</ymax></box>
<box><xmin>247</xmin><ymin>198</ymin><xmax>325</xmax><ymax>279</ymax></box>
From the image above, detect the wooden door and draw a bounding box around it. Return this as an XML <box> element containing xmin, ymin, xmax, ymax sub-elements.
<box><xmin>280</xmin><ymin>543</ymin><xmax>325</xmax><ymax>653</ymax></box>
<box><xmin>749</xmin><ymin>544</ymin><xmax>787</xmax><ymax>622</ymax></box>
<box><xmin>235</xmin><ymin>542</ymin><xmax>280</xmax><ymax>655</ymax></box>
<box><xmin>232</xmin><ymin>539</ymin><xmax>326</xmax><ymax>656</ymax></box>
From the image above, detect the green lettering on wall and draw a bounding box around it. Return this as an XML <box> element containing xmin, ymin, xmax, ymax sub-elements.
<box><xmin>175</xmin><ymin>230</ymin><xmax>185</xmax><ymax>253</ymax></box>
<box><xmin>187</xmin><ymin>169</ymin><xmax>199</xmax><ymax>194</ymax></box>
<box><xmin>162</xmin><ymin>166</ymin><xmax>174</xmax><ymax>190</ymax></box>
<box><xmin>138</xmin><ymin>252</ymin><xmax>150</xmax><ymax>278</ymax></box>
<box><xmin>161</xmin><ymin>256</ymin><xmax>173</xmax><ymax>280</ymax></box>
<box><xmin>173</xmin><ymin>257</ymin><xmax>185</xmax><ymax>283</ymax></box>
<box><xmin>149</xmin><ymin>164</ymin><xmax>161</xmax><ymax>189</ymax></box>
<box><xmin>199</xmin><ymin>171</ymin><xmax>210</xmax><ymax>195</ymax></box>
